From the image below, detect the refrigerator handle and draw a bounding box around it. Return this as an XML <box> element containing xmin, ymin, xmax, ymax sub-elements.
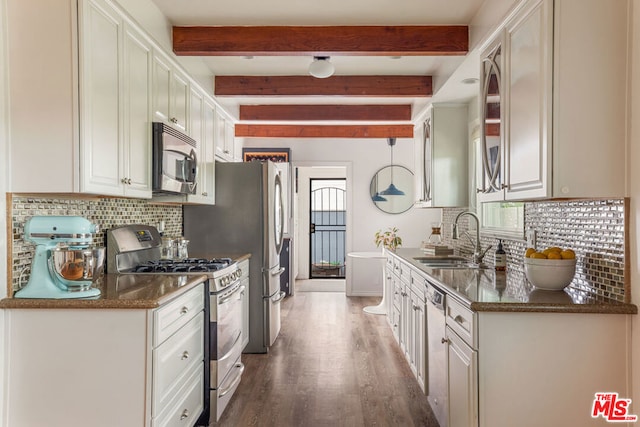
<box><xmin>271</xmin><ymin>267</ymin><xmax>286</xmax><ymax>277</ymax></box>
<box><xmin>272</xmin><ymin>291</ymin><xmax>286</xmax><ymax>303</ymax></box>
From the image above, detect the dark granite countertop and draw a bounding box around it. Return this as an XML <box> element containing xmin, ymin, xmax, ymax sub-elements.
<box><xmin>392</xmin><ymin>248</ymin><xmax>637</xmax><ymax>315</ymax></box>
<box><xmin>0</xmin><ymin>274</ymin><xmax>208</xmax><ymax>309</ymax></box>
<box><xmin>0</xmin><ymin>253</ymin><xmax>252</xmax><ymax>310</ymax></box>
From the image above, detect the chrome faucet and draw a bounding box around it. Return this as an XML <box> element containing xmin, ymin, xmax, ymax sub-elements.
<box><xmin>452</xmin><ymin>211</ymin><xmax>492</xmax><ymax>267</ymax></box>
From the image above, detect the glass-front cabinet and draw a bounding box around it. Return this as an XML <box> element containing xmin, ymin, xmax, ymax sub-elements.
<box><xmin>477</xmin><ymin>38</ymin><xmax>503</xmax><ymax>202</ymax></box>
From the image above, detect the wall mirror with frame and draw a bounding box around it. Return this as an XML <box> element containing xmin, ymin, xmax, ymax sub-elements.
<box><xmin>370</xmin><ymin>165</ymin><xmax>414</xmax><ymax>214</ymax></box>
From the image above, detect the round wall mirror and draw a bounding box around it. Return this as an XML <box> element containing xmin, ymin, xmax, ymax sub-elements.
<box><xmin>370</xmin><ymin>165</ymin><xmax>415</xmax><ymax>214</ymax></box>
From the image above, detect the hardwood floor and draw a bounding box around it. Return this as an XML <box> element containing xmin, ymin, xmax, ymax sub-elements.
<box><xmin>212</xmin><ymin>292</ymin><xmax>439</xmax><ymax>427</ymax></box>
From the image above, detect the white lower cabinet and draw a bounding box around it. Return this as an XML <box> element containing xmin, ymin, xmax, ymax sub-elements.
<box><xmin>386</xmin><ymin>252</ymin><xmax>427</xmax><ymax>393</ymax></box>
<box><xmin>445</xmin><ymin>296</ymin><xmax>478</xmax><ymax>427</ymax></box>
<box><xmin>387</xmin><ymin>253</ymin><xmax>632</xmax><ymax>427</ymax></box>
<box><xmin>5</xmin><ymin>283</ymin><xmax>206</xmax><ymax>427</ymax></box>
<box><xmin>446</xmin><ymin>327</ymin><xmax>478</xmax><ymax>427</ymax></box>
<box><xmin>409</xmin><ymin>273</ymin><xmax>427</xmax><ymax>392</ymax></box>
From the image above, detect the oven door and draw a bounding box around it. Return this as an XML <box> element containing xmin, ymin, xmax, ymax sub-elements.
<box><xmin>210</xmin><ymin>281</ymin><xmax>243</xmax><ymax>387</ymax></box>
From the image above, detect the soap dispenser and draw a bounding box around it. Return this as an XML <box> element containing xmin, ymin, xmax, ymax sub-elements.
<box><xmin>495</xmin><ymin>239</ymin><xmax>506</xmax><ymax>271</ymax></box>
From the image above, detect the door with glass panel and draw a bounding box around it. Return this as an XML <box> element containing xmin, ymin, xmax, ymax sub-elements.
<box><xmin>309</xmin><ymin>179</ymin><xmax>346</xmax><ymax>279</ymax></box>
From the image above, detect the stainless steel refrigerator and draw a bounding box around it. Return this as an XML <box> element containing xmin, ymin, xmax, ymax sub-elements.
<box><xmin>183</xmin><ymin>160</ymin><xmax>285</xmax><ymax>353</ymax></box>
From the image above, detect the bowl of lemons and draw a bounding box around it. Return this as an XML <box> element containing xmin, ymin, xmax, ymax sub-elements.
<box><xmin>523</xmin><ymin>246</ymin><xmax>576</xmax><ymax>290</ymax></box>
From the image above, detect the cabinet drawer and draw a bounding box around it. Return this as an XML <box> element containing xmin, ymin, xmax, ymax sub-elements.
<box><xmin>154</xmin><ymin>283</ymin><xmax>204</xmax><ymax>346</ymax></box>
<box><xmin>153</xmin><ymin>362</ymin><xmax>204</xmax><ymax>427</ymax></box>
<box><xmin>386</xmin><ymin>256</ymin><xmax>394</xmax><ymax>271</ymax></box>
<box><xmin>445</xmin><ymin>296</ymin><xmax>476</xmax><ymax>348</ymax></box>
<box><xmin>153</xmin><ymin>312</ymin><xmax>204</xmax><ymax>413</ymax></box>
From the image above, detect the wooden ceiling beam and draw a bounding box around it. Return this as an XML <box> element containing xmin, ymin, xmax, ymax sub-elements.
<box><xmin>235</xmin><ymin>124</ymin><xmax>414</xmax><ymax>138</ymax></box>
<box><xmin>239</xmin><ymin>104</ymin><xmax>412</xmax><ymax>121</ymax></box>
<box><xmin>173</xmin><ymin>25</ymin><xmax>468</xmax><ymax>56</ymax></box>
<box><xmin>216</xmin><ymin>76</ymin><xmax>432</xmax><ymax>97</ymax></box>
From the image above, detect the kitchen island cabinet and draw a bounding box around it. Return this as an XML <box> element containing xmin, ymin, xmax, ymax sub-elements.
<box><xmin>3</xmin><ymin>278</ymin><xmax>206</xmax><ymax>427</ymax></box>
<box><xmin>387</xmin><ymin>249</ymin><xmax>636</xmax><ymax>427</ymax></box>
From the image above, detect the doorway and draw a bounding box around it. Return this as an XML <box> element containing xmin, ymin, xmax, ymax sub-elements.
<box><xmin>293</xmin><ymin>165</ymin><xmax>349</xmax><ymax>293</ymax></box>
<box><xmin>309</xmin><ymin>178</ymin><xmax>346</xmax><ymax>279</ymax></box>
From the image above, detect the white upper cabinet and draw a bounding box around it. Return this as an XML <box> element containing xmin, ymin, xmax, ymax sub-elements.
<box><xmin>415</xmin><ymin>104</ymin><xmax>469</xmax><ymax>208</ymax></box>
<box><xmin>215</xmin><ymin>109</ymin><xmax>239</xmax><ymax>162</ymax></box>
<box><xmin>122</xmin><ymin>24</ymin><xmax>153</xmax><ymax>198</ymax></box>
<box><xmin>478</xmin><ymin>0</ymin><xmax>629</xmax><ymax>201</ymax></box>
<box><xmin>152</xmin><ymin>51</ymin><xmax>189</xmax><ymax>134</ymax></box>
<box><xmin>7</xmin><ymin>0</ymin><xmax>229</xmax><ymax>199</ymax></box>
<box><xmin>185</xmin><ymin>89</ymin><xmax>215</xmax><ymax>204</ymax></box>
<box><xmin>79</xmin><ymin>0</ymin><xmax>152</xmax><ymax>198</ymax></box>
<box><xmin>78</xmin><ymin>0</ymin><xmax>122</xmax><ymax>196</ymax></box>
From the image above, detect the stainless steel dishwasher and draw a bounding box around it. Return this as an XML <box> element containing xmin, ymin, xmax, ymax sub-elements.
<box><xmin>426</xmin><ymin>282</ymin><xmax>448</xmax><ymax>427</ymax></box>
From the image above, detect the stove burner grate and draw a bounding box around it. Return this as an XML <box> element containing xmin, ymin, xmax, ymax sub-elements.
<box><xmin>132</xmin><ymin>257</ymin><xmax>234</xmax><ymax>273</ymax></box>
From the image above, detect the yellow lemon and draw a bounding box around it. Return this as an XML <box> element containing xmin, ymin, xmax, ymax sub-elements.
<box><xmin>531</xmin><ymin>252</ymin><xmax>548</xmax><ymax>259</ymax></box>
<box><xmin>546</xmin><ymin>246</ymin><xmax>563</xmax><ymax>252</ymax></box>
<box><xmin>547</xmin><ymin>251</ymin><xmax>562</xmax><ymax>259</ymax></box>
<box><xmin>542</xmin><ymin>248</ymin><xmax>560</xmax><ymax>257</ymax></box>
<box><xmin>525</xmin><ymin>248</ymin><xmax>536</xmax><ymax>258</ymax></box>
<box><xmin>560</xmin><ymin>249</ymin><xmax>576</xmax><ymax>260</ymax></box>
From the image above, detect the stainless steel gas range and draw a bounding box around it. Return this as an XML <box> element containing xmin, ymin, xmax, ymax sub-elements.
<box><xmin>106</xmin><ymin>224</ymin><xmax>244</xmax><ymax>425</ymax></box>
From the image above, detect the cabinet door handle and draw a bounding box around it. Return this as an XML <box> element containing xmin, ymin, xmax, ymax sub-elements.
<box><xmin>441</xmin><ymin>337</ymin><xmax>449</xmax><ymax>345</ymax></box>
<box><xmin>180</xmin><ymin>409</ymin><xmax>189</xmax><ymax>420</ymax></box>
<box><xmin>127</xmin><ymin>178</ymin><xmax>132</xmax><ymax>185</ymax></box>
<box><xmin>453</xmin><ymin>314</ymin><xmax>466</xmax><ymax>325</ymax></box>
<box><xmin>180</xmin><ymin>306</ymin><xmax>188</xmax><ymax>315</ymax></box>
<box><xmin>171</xmin><ymin>117</ymin><xmax>178</xmax><ymax>124</ymax></box>
<box><xmin>121</xmin><ymin>178</ymin><xmax>128</xmax><ymax>184</ymax></box>
<box><xmin>181</xmin><ymin>351</ymin><xmax>189</xmax><ymax>360</ymax></box>
<box><xmin>202</xmin><ymin>192</ymin><xmax>208</xmax><ymax>196</ymax></box>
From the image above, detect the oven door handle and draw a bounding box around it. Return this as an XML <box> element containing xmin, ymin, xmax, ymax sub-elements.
<box><xmin>218</xmin><ymin>362</ymin><xmax>245</xmax><ymax>398</ymax></box>
<box><xmin>218</xmin><ymin>284</ymin><xmax>245</xmax><ymax>306</ymax></box>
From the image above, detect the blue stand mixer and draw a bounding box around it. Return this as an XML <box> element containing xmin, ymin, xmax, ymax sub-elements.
<box><xmin>15</xmin><ymin>216</ymin><xmax>105</xmax><ymax>299</ymax></box>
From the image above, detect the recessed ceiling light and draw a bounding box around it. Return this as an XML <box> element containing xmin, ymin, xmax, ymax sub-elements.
<box><xmin>389</xmin><ymin>56</ymin><xmax>402</xmax><ymax>60</ymax></box>
<box><xmin>243</xmin><ymin>56</ymin><xmax>254</xmax><ymax>60</ymax></box>
<box><xmin>461</xmin><ymin>77</ymin><xmax>479</xmax><ymax>85</ymax></box>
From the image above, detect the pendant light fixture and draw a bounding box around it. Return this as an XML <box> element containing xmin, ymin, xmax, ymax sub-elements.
<box><xmin>380</xmin><ymin>137</ymin><xmax>405</xmax><ymax>196</ymax></box>
<box><xmin>372</xmin><ymin>173</ymin><xmax>388</xmax><ymax>202</ymax></box>
<box><xmin>308</xmin><ymin>56</ymin><xmax>335</xmax><ymax>79</ymax></box>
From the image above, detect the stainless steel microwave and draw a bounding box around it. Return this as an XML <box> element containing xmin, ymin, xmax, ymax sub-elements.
<box><xmin>152</xmin><ymin>122</ymin><xmax>198</xmax><ymax>195</ymax></box>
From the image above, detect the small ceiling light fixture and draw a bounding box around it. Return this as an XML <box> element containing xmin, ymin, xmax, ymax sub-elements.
<box><xmin>308</xmin><ymin>56</ymin><xmax>335</xmax><ymax>79</ymax></box>
<box><xmin>380</xmin><ymin>137</ymin><xmax>405</xmax><ymax>196</ymax></box>
<box><xmin>461</xmin><ymin>77</ymin><xmax>479</xmax><ymax>85</ymax></box>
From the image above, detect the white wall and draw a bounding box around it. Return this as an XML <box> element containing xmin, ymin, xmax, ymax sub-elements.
<box><xmin>630</xmin><ymin>0</ymin><xmax>640</xmax><ymax>405</ymax></box>
<box><xmin>243</xmin><ymin>137</ymin><xmax>442</xmax><ymax>296</ymax></box>
<box><xmin>0</xmin><ymin>0</ymin><xmax>9</xmax><ymax>421</ymax></box>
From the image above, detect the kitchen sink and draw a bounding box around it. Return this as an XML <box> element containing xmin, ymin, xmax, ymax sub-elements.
<box><xmin>413</xmin><ymin>256</ymin><xmax>480</xmax><ymax>269</ymax></box>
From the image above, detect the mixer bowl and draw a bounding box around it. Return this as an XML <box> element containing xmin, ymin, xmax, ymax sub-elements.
<box><xmin>50</xmin><ymin>247</ymin><xmax>105</xmax><ymax>291</ymax></box>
